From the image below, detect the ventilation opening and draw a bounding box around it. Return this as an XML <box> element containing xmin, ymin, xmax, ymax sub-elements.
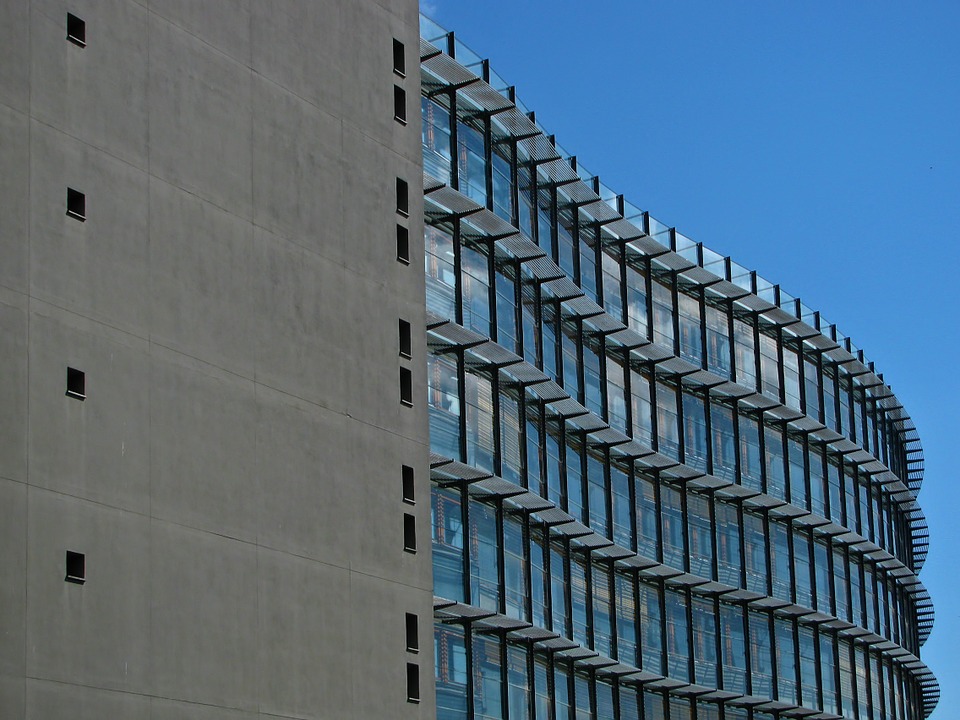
<box><xmin>399</xmin><ymin>319</ymin><xmax>412</xmax><ymax>359</ymax></box>
<box><xmin>65</xmin><ymin>551</ymin><xmax>85</xmax><ymax>584</ymax></box>
<box><xmin>406</xmin><ymin>663</ymin><xmax>420</xmax><ymax>703</ymax></box>
<box><xmin>396</xmin><ymin>225</ymin><xmax>410</xmax><ymax>264</ymax></box>
<box><xmin>393</xmin><ymin>86</ymin><xmax>406</xmax><ymax>124</ymax></box>
<box><xmin>66</xmin><ymin>188</ymin><xmax>86</xmax><ymax>221</ymax></box>
<box><xmin>393</xmin><ymin>38</ymin><xmax>405</xmax><ymax>77</ymax></box>
<box><xmin>67</xmin><ymin>13</ymin><xmax>86</xmax><ymax>47</ymax></box>
<box><xmin>396</xmin><ymin>177</ymin><xmax>409</xmax><ymax>217</ymax></box>
<box><xmin>402</xmin><ymin>465</ymin><xmax>415</xmax><ymax>504</ymax></box>
<box><xmin>403</xmin><ymin>513</ymin><xmax>416</xmax><ymax>552</ymax></box>
<box><xmin>66</xmin><ymin>367</ymin><xmax>86</xmax><ymax>400</ymax></box>
<box><xmin>405</xmin><ymin>613</ymin><xmax>419</xmax><ymax>652</ymax></box>
<box><xmin>400</xmin><ymin>367</ymin><xmax>413</xmax><ymax>406</ymax></box>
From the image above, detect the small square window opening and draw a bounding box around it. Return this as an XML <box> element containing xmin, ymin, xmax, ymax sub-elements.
<box><xmin>403</xmin><ymin>513</ymin><xmax>416</xmax><ymax>552</ymax></box>
<box><xmin>66</xmin><ymin>188</ymin><xmax>86</xmax><ymax>221</ymax></box>
<box><xmin>400</xmin><ymin>367</ymin><xmax>413</xmax><ymax>406</ymax></box>
<box><xmin>401</xmin><ymin>465</ymin><xmax>415</xmax><ymax>504</ymax></box>
<box><xmin>399</xmin><ymin>319</ymin><xmax>412</xmax><ymax>359</ymax></box>
<box><xmin>65</xmin><ymin>550</ymin><xmax>85</xmax><ymax>584</ymax></box>
<box><xmin>67</xmin><ymin>13</ymin><xmax>86</xmax><ymax>47</ymax></box>
<box><xmin>393</xmin><ymin>38</ymin><xmax>405</xmax><ymax>77</ymax></box>
<box><xmin>396</xmin><ymin>177</ymin><xmax>409</xmax><ymax>217</ymax></box>
<box><xmin>396</xmin><ymin>225</ymin><xmax>410</xmax><ymax>264</ymax></box>
<box><xmin>405</xmin><ymin>612</ymin><xmax>419</xmax><ymax>652</ymax></box>
<box><xmin>394</xmin><ymin>86</ymin><xmax>407</xmax><ymax>124</ymax></box>
<box><xmin>406</xmin><ymin>663</ymin><xmax>420</xmax><ymax>703</ymax></box>
<box><xmin>66</xmin><ymin>367</ymin><xmax>86</xmax><ymax>400</ymax></box>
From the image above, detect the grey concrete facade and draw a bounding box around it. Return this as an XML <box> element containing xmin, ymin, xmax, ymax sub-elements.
<box><xmin>0</xmin><ymin>2</ymin><xmax>432</xmax><ymax>719</ymax></box>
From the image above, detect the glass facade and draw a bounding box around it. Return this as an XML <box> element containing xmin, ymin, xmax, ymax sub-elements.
<box><xmin>420</xmin><ymin>14</ymin><xmax>936</xmax><ymax>720</ymax></box>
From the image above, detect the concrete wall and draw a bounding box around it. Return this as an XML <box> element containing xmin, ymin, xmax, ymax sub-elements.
<box><xmin>0</xmin><ymin>1</ymin><xmax>432</xmax><ymax>718</ymax></box>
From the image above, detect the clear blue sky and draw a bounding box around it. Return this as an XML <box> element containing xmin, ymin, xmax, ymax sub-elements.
<box><xmin>426</xmin><ymin>2</ymin><xmax>959</xmax><ymax>716</ymax></box>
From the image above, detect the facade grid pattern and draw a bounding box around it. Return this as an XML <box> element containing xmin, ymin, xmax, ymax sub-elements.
<box><xmin>418</xmin><ymin>14</ymin><xmax>937</xmax><ymax>720</ymax></box>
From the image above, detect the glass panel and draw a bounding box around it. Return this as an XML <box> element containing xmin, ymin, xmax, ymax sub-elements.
<box><xmin>776</xmin><ymin>619</ymin><xmax>798</xmax><ymax>704</ymax></box>
<box><xmin>432</xmin><ymin>485</ymin><xmax>464</xmax><ymax>601</ymax></box>
<box><xmin>660</xmin><ymin>483</ymin><xmax>684</xmax><ymax>570</ymax></box>
<box><xmin>636</xmin><ymin>474</ymin><xmax>658</xmax><ymax>560</ymax></box>
<box><xmin>428</xmin><ymin>352</ymin><xmax>461</xmax><ymax>460</ymax></box>
<box><xmin>557</xmin><ymin>205</ymin><xmax>576</xmax><ymax>277</ymax></box>
<box><xmin>705</xmin><ymin>302</ymin><xmax>731</xmax><ymax>378</ymax></box>
<box><xmin>692</xmin><ymin>596</ymin><xmax>717</xmax><ymax>686</ymax></box>
<box><xmin>799</xmin><ymin>625</ymin><xmax>818</xmax><ymax>707</ymax></box>
<box><xmin>733</xmin><ymin>317</ymin><xmax>756</xmax><ymax>390</ymax></box>
<box><xmin>764</xmin><ymin>424</ymin><xmax>785</xmax><ymax>500</ymax></box>
<box><xmin>606</xmin><ymin>355</ymin><xmax>628</xmax><ymax>433</ymax></box>
<box><xmin>788</xmin><ymin>436</ymin><xmax>807</xmax><ymax>510</ymax></box>
<box><xmin>716</xmin><ymin>501</ymin><xmax>741</xmax><ymax>587</ymax></box>
<box><xmin>551</xmin><ymin>545</ymin><xmax>568</xmax><ymax>636</ymax></box>
<box><xmin>500</xmin><ymin>390</ymin><xmax>521</xmax><ymax>485</ymax></box>
<box><xmin>583</xmin><ymin>339</ymin><xmax>603</xmax><ymax>417</ymax></box>
<box><xmin>656</xmin><ymin>382</ymin><xmax>680</xmax><ymax>459</ymax></box>
<box><xmin>592</xmin><ymin>563</ymin><xmax>612</xmax><ymax>657</ymax></box>
<box><xmin>435</xmin><ymin>623</ymin><xmax>468</xmax><ymax>719</ymax></box>
<box><xmin>821</xmin><ymin>631</ymin><xmax>839</xmax><ymax>715</ymax></box>
<box><xmin>586</xmin><ymin>451</ymin><xmax>607</xmax><ymax>537</ymax></box>
<box><xmin>665</xmin><ymin>588</ymin><xmax>690</xmax><ymax>681</ymax></box>
<box><xmin>794</xmin><ymin>532</ymin><xmax>812</xmax><ymax>609</ymax></box>
<box><xmin>503</xmin><ymin>514</ymin><xmax>526</xmax><ymax>620</ymax></box>
<box><xmin>804</xmin><ymin>357</ymin><xmax>820</xmax><ymax>421</ymax></box>
<box><xmin>616</xmin><ymin>573</ymin><xmax>637</xmax><ymax>665</ymax></box>
<box><xmin>783</xmin><ymin>345</ymin><xmax>801</xmax><ymax>410</ymax></box>
<box><xmin>565</xmin><ymin>435</ymin><xmax>584</xmax><ymax>522</ymax></box>
<box><xmin>470</xmin><ymin>501</ymin><xmax>500</xmax><ymax>612</ymax></box>
<box><xmin>425</xmin><ymin>224</ymin><xmax>456</xmax><ymax>318</ymax></box>
<box><xmin>495</xmin><ymin>263</ymin><xmax>518</xmax><ymax>353</ymax></box>
<box><xmin>682</xmin><ymin>392</ymin><xmax>708</xmax><ymax>473</ymax></box>
<box><xmin>749</xmin><ymin>610</ymin><xmax>773</xmax><ymax>699</ymax></box>
<box><xmin>473</xmin><ymin>634</ymin><xmax>503</xmax><ymax>720</ymax></box>
<box><xmin>601</xmin><ymin>247</ymin><xmax>624</xmax><ymax>321</ymax></box>
<box><xmin>769</xmin><ymin>521</ymin><xmax>791</xmax><ymax>603</ymax></box>
<box><xmin>710</xmin><ymin>401</ymin><xmax>736</xmax><ymax>482</ymax></box>
<box><xmin>517</xmin><ymin>164</ymin><xmax>535</xmax><ymax>240</ymax></box>
<box><xmin>422</xmin><ymin>97</ymin><xmax>452</xmax><ymax>183</ymax></box>
<box><xmin>630</xmin><ymin>368</ymin><xmax>654</xmax><ymax>447</ymax></box>
<box><xmin>554</xmin><ymin>661</ymin><xmax>572</xmax><ymax>720</ymax></box>
<box><xmin>578</xmin><ymin>216</ymin><xmax>599</xmax><ymax>303</ymax></box>
<box><xmin>491</xmin><ymin>149</ymin><xmax>513</xmax><ymax>222</ymax></box>
<box><xmin>744</xmin><ymin>512</ymin><xmax>767</xmax><ymax>594</ymax></box>
<box><xmin>570</xmin><ymin>555</ymin><xmax>589</xmax><ymax>647</ymax></box>
<box><xmin>687</xmin><ymin>491</ymin><xmax>713</xmax><ymax>578</ymax></box>
<box><xmin>759</xmin><ymin>331</ymin><xmax>780</xmax><ymax>400</ymax></box>
<box><xmin>625</xmin><ymin>262</ymin><xmax>648</xmax><ymax>337</ymax></box>
<box><xmin>525</xmin><ymin>410</ymin><xmax>542</xmax><ymax>493</ymax></box>
<box><xmin>639</xmin><ymin>582</ymin><xmax>663</xmax><ymax>674</ymax></box>
<box><xmin>530</xmin><ymin>529</ymin><xmax>548</xmax><ymax>628</ymax></box>
<box><xmin>739</xmin><ymin>411</ymin><xmax>762</xmax><ymax>492</ymax></box>
<box><xmin>534</xmin><ymin>656</ymin><xmax>551</xmax><ymax>720</ymax></box>
<box><xmin>610</xmin><ymin>462</ymin><xmax>632</xmax><ymax>549</ymax></box>
<box><xmin>464</xmin><ymin>372</ymin><xmax>495</xmax><ymax>472</ymax></box>
<box><xmin>677</xmin><ymin>291</ymin><xmax>702</xmax><ymax>366</ymax></box>
<box><xmin>720</xmin><ymin>603</ymin><xmax>747</xmax><ymax>693</ymax></box>
<box><xmin>506</xmin><ymin>644</ymin><xmax>529</xmax><ymax>720</ymax></box>
<box><xmin>457</xmin><ymin>120</ymin><xmax>487</xmax><ymax>205</ymax></box>
<box><xmin>461</xmin><ymin>241</ymin><xmax>490</xmax><ymax>335</ymax></box>
<box><xmin>652</xmin><ymin>275</ymin><xmax>675</xmax><ymax>349</ymax></box>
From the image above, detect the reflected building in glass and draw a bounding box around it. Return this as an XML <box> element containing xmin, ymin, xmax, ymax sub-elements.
<box><xmin>419</xmin><ymin>14</ymin><xmax>937</xmax><ymax>720</ymax></box>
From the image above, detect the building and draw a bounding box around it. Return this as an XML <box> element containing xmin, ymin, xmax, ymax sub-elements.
<box><xmin>0</xmin><ymin>3</ymin><xmax>937</xmax><ymax>720</ymax></box>
<box><xmin>0</xmin><ymin>2</ymin><xmax>434</xmax><ymax>719</ymax></box>
<box><xmin>418</xmin><ymin>13</ymin><xmax>938</xmax><ymax>720</ymax></box>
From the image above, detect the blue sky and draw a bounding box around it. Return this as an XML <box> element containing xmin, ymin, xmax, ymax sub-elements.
<box><xmin>426</xmin><ymin>2</ymin><xmax>959</xmax><ymax>716</ymax></box>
